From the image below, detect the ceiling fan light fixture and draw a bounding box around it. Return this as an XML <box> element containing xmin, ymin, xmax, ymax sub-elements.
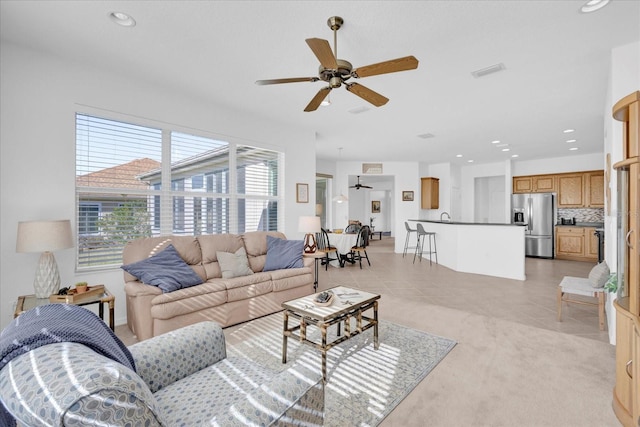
<box><xmin>580</xmin><ymin>0</ymin><xmax>610</xmax><ymax>13</ymax></box>
<box><xmin>109</xmin><ymin>11</ymin><xmax>136</xmax><ymax>27</ymax></box>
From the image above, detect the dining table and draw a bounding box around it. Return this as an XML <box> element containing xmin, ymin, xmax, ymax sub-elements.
<box><xmin>325</xmin><ymin>232</ymin><xmax>359</xmax><ymax>267</ymax></box>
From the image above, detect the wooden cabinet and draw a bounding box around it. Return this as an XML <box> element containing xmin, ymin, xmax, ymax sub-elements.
<box><xmin>513</xmin><ymin>174</ymin><xmax>555</xmax><ymax>193</ymax></box>
<box><xmin>513</xmin><ymin>171</ymin><xmax>603</xmax><ymax>208</ymax></box>
<box><xmin>586</xmin><ymin>227</ymin><xmax>599</xmax><ymax>259</ymax></box>
<box><xmin>533</xmin><ymin>175</ymin><xmax>555</xmax><ymax>192</ymax></box>
<box><xmin>557</xmin><ymin>173</ymin><xmax>585</xmax><ymax>207</ymax></box>
<box><xmin>586</xmin><ymin>171</ymin><xmax>605</xmax><ymax>207</ymax></box>
<box><xmin>611</xmin><ymin>91</ymin><xmax>640</xmax><ymax>427</ymax></box>
<box><xmin>513</xmin><ymin>176</ymin><xmax>532</xmax><ymax>193</ymax></box>
<box><xmin>421</xmin><ymin>177</ymin><xmax>439</xmax><ymax>209</ymax></box>
<box><xmin>555</xmin><ymin>226</ymin><xmax>598</xmax><ymax>262</ymax></box>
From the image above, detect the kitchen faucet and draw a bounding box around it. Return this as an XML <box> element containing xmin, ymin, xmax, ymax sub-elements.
<box><xmin>440</xmin><ymin>212</ymin><xmax>451</xmax><ymax>222</ymax></box>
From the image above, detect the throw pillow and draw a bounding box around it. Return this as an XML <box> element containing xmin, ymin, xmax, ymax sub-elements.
<box><xmin>217</xmin><ymin>247</ymin><xmax>254</xmax><ymax>279</ymax></box>
<box><xmin>121</xmin><ymin>244</ymin><xmax>203</xmax><ymax>293</ymax></box>
<box><xmin>263</xmin><ymin>235</ymin><xmax>303</xmax><ymax>271</ymax></box>
<box><xmin>588</xmin><ymin>261</ymin><xmax>610</xmax><ymax>288</ymax></box>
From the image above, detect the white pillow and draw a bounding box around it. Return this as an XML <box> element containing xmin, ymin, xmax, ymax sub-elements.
<box><xmin>588</xmin><ymin>261</ymin><xmax>609</xmax><ymax>288</ymax></box>
<box><xmin>217</xmin><ymin>247</ymin><xmax>254</xmax><ymax>279</ymax></box>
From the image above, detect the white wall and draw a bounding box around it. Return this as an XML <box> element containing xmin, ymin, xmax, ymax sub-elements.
<box><xmin>0</xmin><ymin>42</ymin><xmax>317</xmax><ymax>329</ymax></box>
<box><xmin>512</xmin><ymin>152</ymin><xmax>604</xmax><ymax>176</ymax></box>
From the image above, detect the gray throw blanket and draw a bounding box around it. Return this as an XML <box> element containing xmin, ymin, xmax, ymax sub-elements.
<box><xmin>0</xmin><ymin>304</ymin><xmax>136</xmax><ymax>426</ymax></box>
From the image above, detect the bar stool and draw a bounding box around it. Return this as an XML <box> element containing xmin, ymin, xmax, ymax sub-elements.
<box><xmin>414</xmin><ymin>223</ymin><xmax>438</xmax><ymax>265</ymax></box>
<box><xmin>403</xmin><ymin>221</ymin><xmax>418</xmax><ymax>257</ymax></box>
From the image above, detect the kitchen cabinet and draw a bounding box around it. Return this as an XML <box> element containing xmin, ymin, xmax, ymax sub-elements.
<box><xmin>512</xmin><ymin>174</ymin><xmax>555</xmax><ymax>193</ymax></box>
<box><xmin>586</xmin><ymin>171</ymin><xmax>605</xmax><ymax>207</ymax></box>
<box><xmin>513</xmin><ymin>176</ymin><xmax>532</xmax><ymax>193</ymax></box>
<box><xmin>421</xmin><ymin>177</ymin><xmax>439</xmax><ymax>209</ymax></box>
<box><xmin>513</xmin><ymin>171</ymin><xmax>603</xmax><ymax>207</ymax></box>
<box><xmin>611</xmin><ymin>91</ymin><xmax>639</xmax><ymax>427</ymax></box>
<box><xmin>555</xmin><ymin>226</ymin><xmax>598</xmax><ymax>262</ymax></box>
<box><xmin>557</xmin><ymin>173</ymin><xmax>585</xmax><ymax>207</ymax></box>
<box><xmin>586</xmin><ymin>227</ymin><xmax>599</xmax><ymax>259</ymax></box>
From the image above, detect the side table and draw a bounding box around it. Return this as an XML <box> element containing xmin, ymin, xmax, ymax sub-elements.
<box><xmin>303</xmin><ymin>252</ymin><xmax>325</xmax><ymax>291</ymax></box>
<box><xmin>15</xmin><ymin>287</ymin><xmax>116</xmax><ymax>331</ymax></box>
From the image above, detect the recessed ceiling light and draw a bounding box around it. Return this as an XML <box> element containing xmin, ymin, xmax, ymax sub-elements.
<box><xmin>491</xmin><ymin>140</ymin><xmax>500</xmax><ymax>144</ymax></box>
<box><xmin>511</xmin><ymin>154</ymin><xmax>519</xmax><ymax>158</ymax></box>
<box><xmin>417</xmin><ymin>133</ymin><xmax>435</xmax><ymax>139</ymax></box>
<box><xmin>456</xmin><ymin>154</ymin><xmax>463</xmax><ymax>158</ymax></box>
<box><xmin>563</xmin><ymin>129</ymin><xmax>575</xmax><ymax>133</ymax></box>
<box><xmin>471</xmin><ymin>63</ymin><xmax>506</xmax><ymax>78</ymax></box>
<box><xmin>569</xmin><ymin>147</ymin><xmax>579</xmax><ymax>151</ymax></box>
<box><xmin>566</xmin><ymin>139</ymin><xmax>577</xmax><ymax>143</ymax></box>
<box><xmin>502</xmin><ymin>148</ymin><xmax>510</xmax><ymax>152</ymax></box>
<box><xmin>580</xmin><ymin>0</ymin><xmax>610</xmax><ymax>13</ymax></box>
<box><xmin>110</xmin><ymin>12</ymin><xmax>136</xmax><ymax>27</ymax></box>
<box><xmin>467</xmin><ymin>160</ymin><xmax>474</xmax><ymax>163</ymax></box>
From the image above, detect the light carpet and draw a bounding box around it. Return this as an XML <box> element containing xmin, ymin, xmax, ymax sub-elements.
<box><xmin>224</xmin><ymin>313</ymin><xmax>456</xmax><ymax>426</ymax></box>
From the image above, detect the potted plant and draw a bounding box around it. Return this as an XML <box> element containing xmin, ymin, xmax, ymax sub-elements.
<box><xmin>75</xmin><ymin>282</ymin><xmax>89</xmax><ymax>294</ymax></box>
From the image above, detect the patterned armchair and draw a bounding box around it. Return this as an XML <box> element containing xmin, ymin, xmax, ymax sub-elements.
<box><xmin>0</xmin><ymin>313</ymin><xmax>324</xmax><ymax>426</ymax></box>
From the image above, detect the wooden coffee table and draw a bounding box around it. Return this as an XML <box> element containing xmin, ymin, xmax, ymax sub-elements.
<box><xmin>281</xmin><ymin>285</ymin><xmax>380</xmax><ymax>383</ymax></box>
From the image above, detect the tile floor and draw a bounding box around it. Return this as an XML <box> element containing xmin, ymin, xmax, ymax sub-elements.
<box><xmin>315</xmin><ymin>236</ymin><xmax>610</xmax><ymax>343</ymax></box>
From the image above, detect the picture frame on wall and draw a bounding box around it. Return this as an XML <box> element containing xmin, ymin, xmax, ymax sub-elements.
<box><xmin>371</xmin><ymin>200</ymin><xmax>381</xmax><ymax>213</ymax></box>
<box><xmin>402</xmin><ymin>191</ymin><xmax>414</xmax><ymax>201</ymax></box>
<box><xmin>296</xmin><ymin>183</ymin><xmax>309</xmax><ymax>203</ymax></box>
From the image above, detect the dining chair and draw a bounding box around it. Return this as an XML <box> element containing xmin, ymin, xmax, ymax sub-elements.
<box><xmin>316</xmin><ymin>228</ymin><xmax>339</xmax><ymax>270</ymax></box>
<box><xmin>348</xmin><ymin>226</ymin><xmax>371</xmax><ymax>269</ymax></box>
<box><xmin>344</xmin><ymin>223</ymin><xmax>361</xmax><ymax>234</ymax></box>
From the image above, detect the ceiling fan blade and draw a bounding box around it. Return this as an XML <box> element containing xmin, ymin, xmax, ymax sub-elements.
<box><xmin>306</xmin><ymin>38</ymin><xmax>338</xmax><ymax>69</ymax></box>
<box><xmin>352</xmin><ymin>55</ymin><xmax>419</xmax><ymax>78</ymax></box>
<box><xmin>255</xmin><ymin>77</ymin><xmax>319</xmax><ymax>85</ymax></box>
<box><xmin>345</xmin><ymin>83</ymin><xmax>389</xmax><ymax>107</ymax></box>
<box><xmin>304</xmin><ymin>87</ymin><xmax>331</xmax><ymax>112</ymax></box>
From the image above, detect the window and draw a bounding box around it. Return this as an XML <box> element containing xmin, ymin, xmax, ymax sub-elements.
<box><xmin>76</xmin><ymin>114</ymin><xmax>282</xmax><ymax>269</ymax></box>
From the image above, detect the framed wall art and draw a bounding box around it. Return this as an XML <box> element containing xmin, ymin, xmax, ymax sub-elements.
<box><xmin>296</xmin><ymin>183</ymin><xmax>309</xmax><ymax>203</ymax></box>
<box><xmin>371</xmin><ymin>200</ymin><xmax>381</xmax><ymax>213</ymax></box>
<box><xmin>402</xmin><ymin>191</ymin><xmax>414</xmax><ymax>201</ymax></box>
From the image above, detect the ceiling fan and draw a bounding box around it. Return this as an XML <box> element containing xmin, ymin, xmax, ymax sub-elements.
<box><xmin>350</xmin><ymin>176</ymin><xmax>373</xmax><ymax>190</ymax></box>
<box><xmin>255</xmin><ymin>16</ymin><xmax>419</xmax><ymax>112</ymax></box>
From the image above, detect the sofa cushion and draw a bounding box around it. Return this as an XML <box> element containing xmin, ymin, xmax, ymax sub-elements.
<box><xmin>217</xmin><ymin>247</ymin><xmax>254</xmax><ymax>279</ymax></box>
<box><xmin>242</xmin><ymin>231</ymin><xmax>287</xmax><ymax>272</ymax></box>
<box><xmin>588</xmin><ymin>261</ymin><xmax>610</xmax><ymax>288</ymax></box>
<box><xmin>263</xmin><ymin>236</ymin><xmax>303</xmax><ymax>271</ymax></box>
<box><xmin>198</xmin><ymin>234</ymin><xmax>245</xmax><ymax>280</ymax></box>
<box><xmin>122</xmin><ymin>244</ymin><xmax>203</xmax><ymax>293</ymax></box>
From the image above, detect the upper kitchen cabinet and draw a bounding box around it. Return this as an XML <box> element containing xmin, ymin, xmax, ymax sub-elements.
<box><xmin>421</xmin><ymin>177</ymin><xmax>439</xmax><ymax>209</ymax></box>
<box><xmin>585</xmin><ymin>171</ymin><xmax>604</xmax><ymax>207</ymax></box>
<box><xmin>513</xmin><ymin>175</ymin><xmax>555</xmax><ymax>193</ymax></box>
<box><xmin>557</xmin><ymin>173</ymin><xmax>585</xmax><ymax>207</ymax></box>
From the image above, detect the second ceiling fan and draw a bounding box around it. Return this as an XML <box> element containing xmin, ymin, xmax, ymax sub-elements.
<box><xmin>255</xmin><ymin>16</ymin><xmax>419</xmax><ymax>112</ymax></box>
<box><xmin>350</xmin><ymin>176</ymin><xmax>372</xmax><ymax>190</ymax></box>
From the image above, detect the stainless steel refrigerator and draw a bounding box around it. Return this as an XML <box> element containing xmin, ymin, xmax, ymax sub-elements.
<box><xmin>511</xmin><ymin>192</ymin><xmax>555</xmax><ymax>258</ymax></box>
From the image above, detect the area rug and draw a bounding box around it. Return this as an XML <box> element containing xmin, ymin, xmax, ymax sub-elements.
<box><xmin>225</xmin><ymin>314</ymin><xmax>456</xmax><ymax>426</ymax></box>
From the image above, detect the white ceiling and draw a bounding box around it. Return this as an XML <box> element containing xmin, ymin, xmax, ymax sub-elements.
<box><xmin>1</xmin><ymin>1</ymin><xmax>638</xmax><ymax>164</ymax></box>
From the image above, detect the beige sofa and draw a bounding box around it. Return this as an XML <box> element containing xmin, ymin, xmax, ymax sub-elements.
<box><xmin>123</xmin><ymin>231</ymin><xmax>313</xmax><ymax>341</ymax></box>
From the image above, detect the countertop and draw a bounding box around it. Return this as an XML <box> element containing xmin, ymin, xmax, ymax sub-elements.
<box><xmin>409</xmin><ymin>219</ymin><xmax>523</xmax><ymax>227</ymax></box>
<box><xmin>555</xmin><ymin>222</ymin><xmax>604</xmax><ymax>228</ymax></box>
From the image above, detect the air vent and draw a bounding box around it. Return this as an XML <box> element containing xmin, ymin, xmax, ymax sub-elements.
<box><xmin>471</xmin><ymin>63</ymin><xmax>506</xmax><ymax>78</ymax></box>
<box><xmin>417</xmin><ymin>133</ymin><xmax>435</xmax><ymax>139</ymax></box>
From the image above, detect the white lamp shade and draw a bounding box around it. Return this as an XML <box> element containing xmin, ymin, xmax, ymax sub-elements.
<box><xmin>298</xmin><ymin>216</ymin><xmax>321</xmax><ymax>233</ymax></box>
<box><xmin>16</xmin><ymin>220</ymin><xmax>74</xmax><ymax>253</ymax></box>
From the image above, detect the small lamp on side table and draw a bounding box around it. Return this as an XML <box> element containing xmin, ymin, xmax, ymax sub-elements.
<box><xmin>16</xmin><ymin>219</ymin><xmax>74</xmax><ymax>298</ymax></box>
<box><xmin>298</xmin><ymin>216</ymin><xmax>321</xmax><ymax>254</ymax></box>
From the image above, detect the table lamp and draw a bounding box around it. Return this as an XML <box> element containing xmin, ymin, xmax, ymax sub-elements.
<box><xmin>298</xmin><ymin>216</ymin><xmax>321</xmax><ymax>254</ymax></box>
<box><xmin>16</xmin><ymin>219</ymin><xmax>74</xmax><ymax>298</ymax></box>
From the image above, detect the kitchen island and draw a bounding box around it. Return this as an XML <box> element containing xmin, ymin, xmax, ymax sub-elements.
<box><xmin>408</xmin><ymin>219</ymin><xmax>526</xmax><ymax>280</ymax></box>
